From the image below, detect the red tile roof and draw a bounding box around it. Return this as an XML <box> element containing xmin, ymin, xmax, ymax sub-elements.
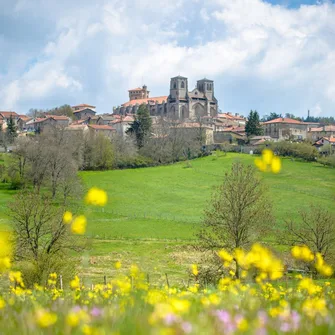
<box><xmin>45</xmin><ymin>115</ymin><xmax>69</xmax><ymax>121</ymax></box>
<box><xmin>72</xmin><ymin>103</ymin><xmax>96</xmax><ymax>108</ymax></box>
<box><xmin>263</xmin><ymin>117</ymin><xmax>305</xmax><ymax>125</ymax></box>
<box><xmin>218</xmin><ymin>113</ymin><xmax>245</xmax><ymax>121</ymax></box>
<box><xmin>0</xmin><ymin>111</ymin><xmax>19</xmax><ymax>118</ymax></box>
<box><xmin>122</xmin><ymin>96</ymin><xmax>168</xmax><ymax>107</ymax></box>
<box><xmin>88</xmin><ymin>125</ymin><xmax>115</xmax><ymax>130</ymax></box>
<box><xmin>73</xmin><ymin>108</ymin><xmax>96</xmax><ymax>114</ymax></box>
<box><xmin>309</xmin><ymin>125</ymin><xmax>335</xmax><ymax>132</ymax></box>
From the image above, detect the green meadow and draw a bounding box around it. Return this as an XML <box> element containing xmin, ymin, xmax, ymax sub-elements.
<box><xmin>1</xmin><ymin>153</ymin><xmax>334</xmax><ymax>284</ymax></box>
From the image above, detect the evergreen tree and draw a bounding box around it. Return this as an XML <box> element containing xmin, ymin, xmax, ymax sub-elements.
<box><xmin>6</xmin><ymin>115</ymin><xmax>18</xmax><ymax>143</ymax></box>
<box><xmin>126</xmin><ymin>104</ymin><xmax>152</xmax><ymax>149</ymax></box>
<box><xmin>245</xmin><ymin>110</ymin><xmax>263</xmax><ymax>137</ymax></box>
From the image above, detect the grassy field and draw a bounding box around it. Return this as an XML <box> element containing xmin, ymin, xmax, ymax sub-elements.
<box><xmin>1</xmin><ymin>153</ymin><xmax>334</xmax><ymax>285</ymax></box>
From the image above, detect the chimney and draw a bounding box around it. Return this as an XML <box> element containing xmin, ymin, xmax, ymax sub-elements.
<box><xmin>235</xmin><ymin>113</ymin><xmax>239</xmax><ymax>117</ymax></box>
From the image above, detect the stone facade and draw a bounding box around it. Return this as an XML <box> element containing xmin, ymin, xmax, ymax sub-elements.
<box><xmin>114</xmin><ymin>76</ymin><xmax>218</xmax><ymax>120</ymax></box>
<box><xmin>263</xmin><ymin>118</ymin><xmax>309</xmax><ymax>140</ymax></box>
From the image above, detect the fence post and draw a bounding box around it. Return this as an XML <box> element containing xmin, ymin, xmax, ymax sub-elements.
<box><xmin>147</xmin><ymin>273</ymin><xmax>150</xmax><ymax>285</ymax></box>
<box><xmin>59</xmin><ymin>275</ymin><xmax>63</xmax><ymax>290</ymax></box>
<box><xmin>165</xmin><ymin>273</ymin><xmax>170</xmax><ymax>288</ymax></box>
<box><xmin>104</xmin><ymin>275</ymin><xmax>107</xmax><ymax>286</ymax></box>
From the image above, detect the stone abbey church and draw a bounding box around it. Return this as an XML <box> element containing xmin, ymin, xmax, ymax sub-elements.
<box><xmin>114</xmin><ymin>76</ymin><xmax>218</xmax><ymax>120</ymax></box>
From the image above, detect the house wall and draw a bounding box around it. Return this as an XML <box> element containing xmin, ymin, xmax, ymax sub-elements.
<box><xmin>264</xmin><ymin>123</ymin><xmax>308</xmax><ymax>140</ymax></box>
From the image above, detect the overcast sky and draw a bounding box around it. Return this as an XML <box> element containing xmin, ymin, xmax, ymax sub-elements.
<box><xmin>1</xmin><ymin>0</ymin><xmax>334</xmax><ymax>117</ymax></box>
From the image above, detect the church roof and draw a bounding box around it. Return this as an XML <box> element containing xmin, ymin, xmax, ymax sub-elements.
<box><xmin>171</xmin><ymin>75</ymin><xmax>187</xmax><ymax>80</ymax></box>
<box><xmin>122</xmin><ymin>96</ymin><xmax>168</xmax><ymax>107</ymax></box>
<box><xmin>197</xmin><ymin>78</ymin><xmax>213</xmax><ymax>82</ymax></box>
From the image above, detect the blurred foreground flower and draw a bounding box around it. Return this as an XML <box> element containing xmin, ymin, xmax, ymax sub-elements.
<box><xmin>71</xmin><ymin>215</ymin><xmax>87</xmax><ymax>235</ymax></box>
<box><xmin>0</xmin><ymin>230</ymin><xmax>12</xmax><ymax>272</ymax></box>
<box><xmin>70</xmin><ymin>275</ymin><xmax>80</xmax><ymax>289</ymax></box>
<box><xmin>85</xmin><ymin>187</ymin><xmax>108</xmax><ymax>206</ymax></box>
<box><xmin>35</xmin><ymin>309</ymin><xmax>57</xmax><ymax>328</ymax></box>
<box><xmin>255</xmin><ymin>149</ymin><xmax>281</xmax><ymax>174</ymax></box>
<box><xmin>63</xmin><ymin>211</ymin><xmax>73</xmax><ymax>224</ymax></box>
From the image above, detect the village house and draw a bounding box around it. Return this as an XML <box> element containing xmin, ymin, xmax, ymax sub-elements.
<box><xmin>0</xmin><ymin>111</ymin><xmax>20</xmax><ymax>124</ymax></box>
<box><xmin>308</xmin><ymin>125</ymin><xmax>335</xmax><ymax>142</ymax></box>
<box><xmin>110</xmin><ymin>116</ymin><xmax>134</xmax><ymax>137</ymax></box>
<box><xmin>88</xmin><ymin>124</ymin><xmax>116</xmax><ymax>138</ymax></box>
<box><xmin>17</xmin><ymin>115</ymin><xmax>33</xmax><ymax>131</ymax></box>
<box><xmin>114</xmin><ymin>75</ymin><xmax>219</xmax><ymax>120</ymax></box>
<box><xmin>216</xmin><ymin>113</ymin><xmax>246</xmax><ymax>127</ymax></box>
<box><xmin>25</xmin><ymin>115</ymin><xmax>70</xmax><ymax>132</ymax></box>
<box><xmin>213</xmin><ymin>126</ymin><xmax>246</xmax><ymax>144</ymax></box>
<box><xmin>170</xmin><ymin>122</ymin><xmax>214</xmax><ymax>145</ymax></box>
<box><xmin>262</xmin><ymin>117</ymin><xmax>309</xmax><ymax>141</ymax></box>
<box><xmin>313</xmin><ymin>136</ymin><xmax>335</xmax><ymax>154</ymax></box>
<box><xmin>72</xmin><ymin>104</ymin><xmax>96</xmax><ymax>120</ymax></box>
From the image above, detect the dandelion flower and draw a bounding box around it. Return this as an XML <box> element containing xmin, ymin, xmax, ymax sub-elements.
<box><xmin>85</xmin><ymin>187</ymin><xmax>108</xmax><ymax>206</ymax></box>
<box><xmin>71</xmin><ymin>215</ymin><xmax>87</xmax><ymax>235</ymax></box>
<box><xmin>63</xmin><ymin>211</ymin><xmax>73</xmax><ymax>224</ymax></box>
<box><xmin>36</xmin><ymin>309</ymin><xmax>57</xmax><ymax>328</ymax></box>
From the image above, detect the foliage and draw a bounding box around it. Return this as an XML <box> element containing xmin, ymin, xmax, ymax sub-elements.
<box><xmin>28</xmin><ymin>104</ymin><xmax>74</xmax><ymax>118</ymax></box>
<box><xmin>245</xmin><ymin>110</ymin><xmax>263</xmax><ymax>137</ymax></box>
<box><xmin>197</xmin><ymin>162</ymin><xmax>273</xmax><ymax>278</ymax></box>
<box><xmin>280</xmin><ymin>206</ymin><xmax>335</xmax><ymax>270</ymax></box>
<box><xmin>82</xmin><ymin>133</ymin><xmax>114</xmax><ymax>170</ymax></box>
<box><xmin>126</xmin><ymin>104</ymin><xmax>152</xmax><ymax>149</ymax></box>
<box><xmin>8</xmin><ymin>190</ymin><xmax>83</xmax><ymax>286</ymax></box>
<box><xmin>6</xmin><ymin>115</ymin><xmax>18</xmax><ymax>144</ymax></box>
<box><xmin>261</xmin><ymin>141</ymin><xmax>319</xmax><ymax>161</ymax></box>
<box><xmin>0</xmin><ymin>244</ymin><xmax>335</xmax><ymax>334</ymax></box>
<box><xmin>318</xmin><ymin>155</ymin><xmax>335</xmax><ymax>167</ymax></box>
<box><xmin>261</xmin><ymin>112</ymin><xmax>282</xmax><ymax>121</ymax></box>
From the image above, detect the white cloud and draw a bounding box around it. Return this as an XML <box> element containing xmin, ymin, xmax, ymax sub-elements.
<box><xmin>0</xmin><ymin>0</ymin><xmax>334</xmax><ymax>116</ymax></box>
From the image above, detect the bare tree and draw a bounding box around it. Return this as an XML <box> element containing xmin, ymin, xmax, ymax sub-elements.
<box><xmin>9</xmin><ymin>190</ymin><xmax>84</xmax><ymax>285</ymax></box>
<box><xmin>280</xmin><ymin>206</ymin><xmax>335</xmax><ymax>263</ymax></box>
<box><xmin>197</xmin><ymin>162</ymin><xmax>274</xmax><ymax>278</ymax></box>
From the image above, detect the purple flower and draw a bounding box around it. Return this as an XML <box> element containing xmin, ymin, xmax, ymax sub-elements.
<box><xmin>280</xmin><ymin>322</ymin><xmax>291</xmax><ymax>332</ymax></box>
<box><xmin>91</xmin><ymin>307</ymin><xmax>102</xmax><ymax>317</ymax></box>
<box><xmin>181</xmin><ymin>322</ymin><xmax>192</xmax><ymax>334</ymax></box>
<box><xmin>215</xmin><ymin>310</ymin><xmax>231</xmax><ymax>323</ymax></box>
<box><xmin>164</xmin><ymin>313</ymin><xmax>178</xmax><ymax>326</ymax></box>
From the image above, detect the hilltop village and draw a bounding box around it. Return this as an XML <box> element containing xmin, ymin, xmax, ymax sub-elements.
<box><xmin>1</xmin><ymin>75</ymin><xmax>334</xmax><ymax>152</ymax></box>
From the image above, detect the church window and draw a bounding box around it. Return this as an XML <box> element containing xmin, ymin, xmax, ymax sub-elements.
<box><xmin>181</xmin><ymin>81</ymin><xmax>185</xmax><ymax>89</ymax></box>
<box><xmin>173</xmin><ymin>82</ymin><xmax>177</xmax><ymax>89</ymax></box>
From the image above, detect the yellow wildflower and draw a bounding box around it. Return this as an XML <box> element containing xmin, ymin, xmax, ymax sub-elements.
<box><xmin>114</xmin><ymin>261</ymin><xmax>122</xmax><ymax>269</ymax></box>
<box><xmin>67</xmin><ymin>312</ymin><xmax>80</xmax><ymax>327</ymax></box>
<box><xmin>0</xmin><ymin>298</ymin><xmax>5</xmax><ymax>309</ymax></box>
<box><xmin>315</xmin><ymin>253</ymin><xmax>333</xmax><ymax>277</ymax></box>
<box><xmin>85</xmin><ymin>187</ymin><xmax>108</xmax><ymax>206</ymax></box>
<box><xmin>71</xmin><ymin>215</ymin><xmax>87</xmax><ymax>235</ymax></box>
<box><xmin>255</xmin><ymin>149</ymin><xmax>281</xmax><ymax>173</ymax></box>
<box><xmin>191</xmin><ymin>264</ymin><xmax>198</xmax><ymax>276</ymax></box>
<box><xmin>9</xmin><ymin>271</ymin><xmax>25</xmax><ymax>288</ymax></box>
<box><xmin>63</xmin><ymin>211</ymin><xmax>73</xmax><ymax>224</ymax></box>
<box><xmin>36</xmin><ymin>309</ymin><xmax>57</xmax><ymax>328</ymax></box>
<box><xmin>0</xmin><ymin>230</ymin><xmax>12</xmax><ymax>272</ymax></box>
<box><xmin>291</xmin><ymin>245</ymin><xmax>314</xmax><ymax>262</ymax></box>
<box><xmin>271</xmin><ymin>156</ymin><xmax>281</xmax><ymax>174</ymax></box>
<box><xmin>262</xmin><ymin>149</ymin><xmax>273</xmax><ymax>165</ymax></box>
<box><xmin>70</xmin><ymin>275</ymin><xmax>80</xmax><ymax>289</ymax></box>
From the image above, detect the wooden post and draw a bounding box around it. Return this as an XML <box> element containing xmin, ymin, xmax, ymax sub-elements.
<box><xmin>147</xmin><ymin>273</ymin><xmax>150</xmax><ymax>285</ymax></box>
<box><xmin>165</xmin><ymin>273</ymin><xmax>170</xmax><ymax>288</ymax></box>
<box><xmin>91</xmin><ymin>283</ymin><xmax>94</xmax><ymax>290</ymax></box>
<box><xmin>104</xmin><ymin>275</ymin><xmax>107</xmax><ymax>286</ymax></box>
<box><xmin>131</xmin><ymin>276</ymin><xmax>134</xmax><ymax>289</ymax></box>
<box><xmin>59</xmin><ymin>275</ymin><xmax>63</xmax><ymax>290</ymax></box>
